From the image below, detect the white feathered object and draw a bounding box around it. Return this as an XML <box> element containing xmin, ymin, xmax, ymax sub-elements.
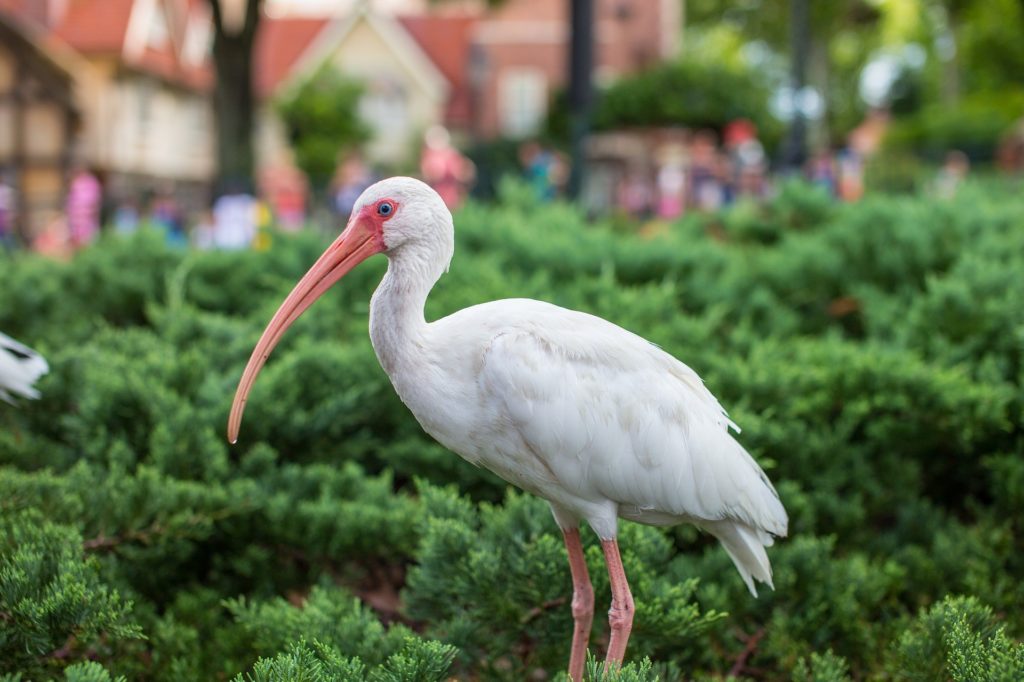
<box><xmin>228</xmin><ymin>178</ymin><xmax>787</xmax><ymax>679</ymax></box>
<box><xmin>0</xmin><ymin>332</ymin><xmax>49</xmax><ymax>403</ymax></box>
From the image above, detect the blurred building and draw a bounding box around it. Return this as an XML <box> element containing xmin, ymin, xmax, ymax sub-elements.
<box><xmin>0</xmin><ymin>8</ymin><xmax>80</xmax><ymax>239</ymax></box>
<box><xmin>255</xmin><ymin>8</ymin><xmax>453</xmax><ymax>167</ymax></box>
<box><xmin>256</xmin><ymin>0</ymin><xmax>681</xmax><ymax>167</ymax></box>
<box><xmin>0</xmin><ymin>0</ymin><xmax>681</xmax><ymax>236</ymax></box>
<box><xmin>0</xmin><ymin>0</ymin><xmax>214</xmax><ymax>239</ymax></box>
<box><xmin>465</xmin><ymin>0</ymin><xmax>679</xmax><ymax>138</ymax></box>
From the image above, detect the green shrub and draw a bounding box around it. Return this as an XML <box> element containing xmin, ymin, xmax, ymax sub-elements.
<box><xmin>0</xmin><ymin>511</ymin><xmax>142</xmax><ymax>676</ymax></box>
<box><xmin>889</xmin><ymin>595</ymin><xmax>1024</xmax><ymax>681</ymax></box>
<box><xmin>0</xmin><ymin>180</ymin><xmax>1021</xmax><ymax>679</ymax></box>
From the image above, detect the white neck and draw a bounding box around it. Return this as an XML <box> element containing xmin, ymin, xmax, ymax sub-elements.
<box><xmin>368</xmin><ymin>238</ymin><xmax>450</xmax><ymax>376</ymax></box>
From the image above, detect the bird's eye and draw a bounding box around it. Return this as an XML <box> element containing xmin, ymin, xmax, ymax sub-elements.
<box><xmin>377</xmin><ymin>201</ymin><xmax>394</xmax><ymax>217</ymax></box>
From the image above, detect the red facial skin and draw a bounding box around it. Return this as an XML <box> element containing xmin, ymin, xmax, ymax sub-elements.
<box><xmin>227</xmin><ymin>197</ymin><xmax>397</xmax><ymax>442</ymax></box>
<box><xmin>358</xmin><ymin>198</ymin><xmax>399</xmax><ymax>251</ymax></box>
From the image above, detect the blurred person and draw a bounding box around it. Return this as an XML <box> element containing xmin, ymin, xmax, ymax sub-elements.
<box><xmin>420</xmin><ymin>125</ymin><xmax>474</xmax><ymax>210</ymax></box>
<box><xmin>655</xmin><ymin>142</ymin><xmax>687</xmax><ymax>219</ymax></box>
<box><xmin>996</xmin><ymin>118</ymin><xmax>1024</xmax><ymax>175</ymax></box>
<box><xmin>934</xmin><ymin>150</ymin><xmax>970</xmax><ymax>199</ymax></box>
<box><xmin>253</xmin><ymin>198</ymin><xmax>274</xmax><ymax>251</ymax></box>
<box><xmin>212</xmin><ymin>183</ymin><xmax>256</xmax><ymax>250</ymax></box>
<box><xmin>807</xmin><ymin>148</ymin><xmax>838</xmax><ymax>196</ymax></box>
<box><xmin>191</xmin><ymin>209</ymin><xmax>216</xmax><ymax>250</ymax></box>
<box><xmin>32</xmin><ymin>212</ymin><xmax>71</xmax><ymax>260</ymax></box>
<box><xmin>716</xmin><ymin>154</ymin><xmax>736</xmax><ymax>206</ymax></box>
<box><xmin>260</xmin><ymin>162</ymin><xmax>308</xmax><ymax>232</ymax></box>
<box><xmin>836</xmin><ymin>146</ymin><xmax>865</xmax><ymax>202</ymax></box>
<box><xmin>334</xmin><ymin>153</ymin><xmax>375</xmax><ymax>220</ymax></box>
<box><xmin>520</xmin><ymin>140</ymin><xmax>559</xmax><ymax>202</ymax></box>
<box><xmin>724</xmin><ymin>119</ymin><xmax>767</xmax><ymax>199</ymax></box>
<box><xmin>848</xmin><ymin>109</ymin><xmax>889</xmax><ymax>159</ymax></box>
<box><xmin>66</xmin><ymin>165</ymin><xmax>102</xmax><ymax>248</ymax></box>
<box><xmin>689</xmin><ymin>130</ymin><xmax>724</xmax><ymax>211</ymax></box>
<box><xmin>150</xmin><ymin>188</ymin><xmax>186</xmax><ymax>247</ymax></box>
<box><xmin>617</xmin><ymin>165</ymin><xmax>653</xmax><ymax>219</ymax></box>
<box><xmin>112</xmin><ymin>196</ymin><xmax>140</xmax><ymax>235</ymax></box>
<box><xmin>0</xmin><ymin>172</ymin><xmax>15</xmax><ymax>251</ymax></box>
<box><xmin>737</xmin><ymin>162</ymin><xmax>769</xmax><ymax>200</ymax></box>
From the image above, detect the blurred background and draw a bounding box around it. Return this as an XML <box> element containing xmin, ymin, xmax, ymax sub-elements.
<box><xmin>0</xmin><ymin>0</ymin><xmax>1022</xmax><ymax>253</ymax></box>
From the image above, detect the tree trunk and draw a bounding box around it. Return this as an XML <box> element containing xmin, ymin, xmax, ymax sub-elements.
<box><xmin>941</xmin><ymin>23</ymin><xmax>960</xmax><ymax>105</ymax></box>
<box><xmin>808</xmin><ymin>37</ymin><xmax>829</xmax><ymax>152</ymax></box>
<box><xmin>209</xmin><ymin>0</ymin><xmax>261</xmax><ymax>194</ymax></box>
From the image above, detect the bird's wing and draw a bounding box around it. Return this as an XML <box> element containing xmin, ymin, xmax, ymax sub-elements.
<box><xmin>0</xmin><ymin>333</ymin><xmax>49</xmax><ymax>403</ymax></box>
<box><xmin>477</xmin><ymin>304</ymin><xmax>786</xmax><ymax>537</ymax></box>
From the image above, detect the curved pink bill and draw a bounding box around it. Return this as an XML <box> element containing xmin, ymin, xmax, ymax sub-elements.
<box><xmin>227</xmin><ymin>217</ymin><xmax>383</xmax><ymax>443</ymax></box>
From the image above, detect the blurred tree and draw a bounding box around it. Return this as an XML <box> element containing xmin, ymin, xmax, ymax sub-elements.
<box><xmin>934</xmin><ymin>0</ymin><xmax>972</xmax><ymax>103</ymax></box>
<box><xmin>877</xmin><ymin>0</ymin><xmax>1024</xmax><ymax>159</ymax></box>
<box><xmin>207</xmin><ymin>0</ymin><xmax>262</xmax><ymax>193</ymax></box>
<box><xmin>938</xmin><ymin>0</ymin><xmax>1024</xmax><ymax>96</ymax></box>
<box><xmin>591</xmin><ymin>59</ymin><xmax>781</xmax><ymax>148</ymax></box>
<box><xmin>687</xmin><ymin>0</ymin><xmax>882</xmax><ymax>143</ymax></box>
<box><xmin>275</xmin><ymin>68</ymin><xmax>368</xmax><ymax>190</ymax></box>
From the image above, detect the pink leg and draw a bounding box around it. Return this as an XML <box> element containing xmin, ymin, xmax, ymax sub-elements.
<box><xmin>601</xmin><ymin>538</ymin><xmax>635</xmax><ymax>667</ymax></box>
<box><xmin>562</xmin><ymin>528</ymin><xmax>594</xmax><ymax>682</ymax></box>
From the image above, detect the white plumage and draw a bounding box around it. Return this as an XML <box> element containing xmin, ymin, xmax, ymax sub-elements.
<box><xmin>383</xmin><ymin>298</ymin><xmax>786</xmax><ymax>595</ymax></box>
<box><xmin>229</xmin><ymin>177</ymin><xmax>787</xmax><ymax>676</ymax></box>
<box><xmin>0</xmin><ymin>332</ymin><xmax>49</xmax><ymax>404</ymax></box>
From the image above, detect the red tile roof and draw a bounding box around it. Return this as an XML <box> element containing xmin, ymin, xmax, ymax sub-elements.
<box><xmin>399</xmin><ymin>14</ymin><xmax>478</xmax><ymax>125</ymax></box>
<box><xmin>53</xmin><ymin>0</ymin><xmax>135</xmax><ymax>53</ymax></box>
<box><xmin>253</xmin><ymin>17</ymin><xmax>329</xmax><ymax>99</ymax></box>
<box><xmin>53</xmin><ymin>0</ymin><xmax>213</xmax><ymax>90</ymax></box>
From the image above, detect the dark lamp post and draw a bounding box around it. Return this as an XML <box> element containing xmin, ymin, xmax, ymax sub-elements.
<box><xmin>567</xmin><ymin>0</ymin><xmax>594</xmax><ymax>201</ymax></box>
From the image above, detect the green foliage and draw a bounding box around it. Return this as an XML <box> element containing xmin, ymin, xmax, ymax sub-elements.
<box><xmin>235</xmin><ymin>638</ymin><xmax>458</xmax><ymax>682</ymax></box>
<box><xmin>229</xmin><ymin>597</ymin><xmax>458</xmax><ymax>682</ymax></box>
<box><xmin>406</xmin><ymin>486</ymin><xmax>724</xmax><ymax>678</ymax></box>
<box><xmin>890</xmin><ymin>595</ymin><xmax>1024</xmax><ymax>681</ymax></box>
<box><xmin>228</xmin><ymin>586</ymin><xmax>413</xmax><ymax>665</ymax></box>
<box><xmin>61</xmin><ymin>662</ymin><xmax>127</xmax><ymax>682</ymax></box>
<box><xmin>884</xmin><ymin>91</ymin><xmax>1024</xmax><ymax>162</ymax></box>
<box><xmin>0</xmin><ymin>511</ymin><xmax>142</xmax><ymax>676</ymax></box>
<box><xmin>593</xmin><ymin>59</ymin><xmax>781</xmax><ymax>147</ymax></box>
<box><xmin>236</xmin><ymin>641</ymin><xmax>368</xmax><ymax>682</ymax></box>
<box><xmin>1</xmin><ymin>181</ymin><xmax>1022</xmax><ymax>679</ymax></box>
<box><xmin>276</xmin><ymin>67</ymin><xmax>368</xmax><ymax>187</ymax></box>
<box><xmin>580</xmin><ymin>655</ymin><xmax>658</xmax><ymax>681</ymax></box>
<box><xmin>938</xmin><ymin>0</ymin><xmax>1024</xmax><ymax>97</ymax></box>
<box><xmin>792</xmin><ymin>650</ymin><xmax>851</xmax><ymax>682</ymax></box>
<box><xmin>685</xmin><ymin>0</ymin><xmax>883</xmax><ymax>136</ymax></box>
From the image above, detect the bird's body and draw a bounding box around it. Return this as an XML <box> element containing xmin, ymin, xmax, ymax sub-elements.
<box><xmin>370</xmin><ymin>294</ymin><xmax>785</xmax><ymax>595</ymax></box>
<box><xmin>0</xmin><ymin>332</ymin><xmax>49</xmax><ymax>404</ymax></box>
<box><xmin>229</xmin><ymin>177</ymin><xmax>786</xmax><ymax>678</ymax></box>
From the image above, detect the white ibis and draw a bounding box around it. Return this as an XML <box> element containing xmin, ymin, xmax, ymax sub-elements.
<box><xmin>229</xmin><ymin>177</ymin><xmax>787</xmax><ymax>679</ymax></box>
<box><xmin>0</xmin><ymin>332</ymin><xmax>49</xmax><ymax>404</ymax></box>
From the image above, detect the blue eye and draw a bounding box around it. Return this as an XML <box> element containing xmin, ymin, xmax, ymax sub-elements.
<box><xmin>378</xmin><ymin>202</ymin><xmax>394</xmax><ymax>216</ymax></box>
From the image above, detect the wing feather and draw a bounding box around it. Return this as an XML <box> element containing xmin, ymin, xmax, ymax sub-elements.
<box><xmin>0</xmin><ymin>333</ymin><xmax>49</xmax><ymax>403</ymax></box>
<box><xmin>477</xmin><ymin>304</ymin><xmax>786</xmax><ymax>538</ymax></box>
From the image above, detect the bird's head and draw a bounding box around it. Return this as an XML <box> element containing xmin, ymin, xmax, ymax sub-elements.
<box><xmin>352</xmin><ymin>176</ymin><xmax>453</xmax><ymax>255</ymax></box>
<box><xmin>227</xmin><ymin>176</ymin><xmax>453</xmax><ymax>444</ymax></box>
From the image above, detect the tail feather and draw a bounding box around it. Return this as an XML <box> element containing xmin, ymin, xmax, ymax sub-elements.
<box><xmin>701</xmin><ymin>520</ymin><xmax>776</xmax><ymax>597</ymax></box>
